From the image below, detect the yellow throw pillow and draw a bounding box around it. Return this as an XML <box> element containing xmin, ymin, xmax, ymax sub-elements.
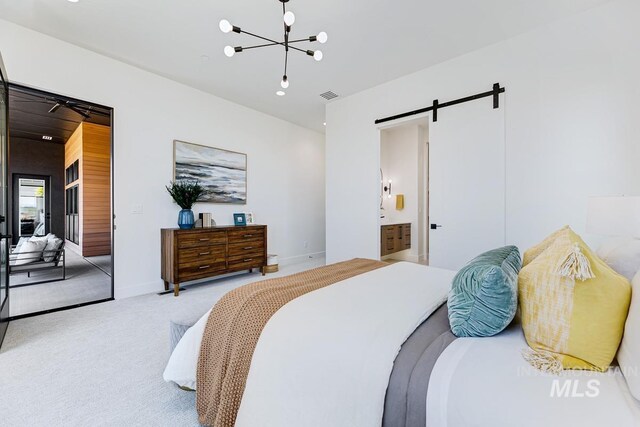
<box><xmin>519</xmin><ymin>227</ymin><xmax>631</xmax><ymax>372</ymax></box>
<box><xmin>522</xmin><ymin>225</ymin><xmax>570</xmax><ymax>267</ymax></box>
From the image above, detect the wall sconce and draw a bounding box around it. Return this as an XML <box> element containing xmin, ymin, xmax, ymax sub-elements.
<box><xmin>384</xmin><ymin>179</ymin><xmax>392</xmax><ymax>198</ymax></box>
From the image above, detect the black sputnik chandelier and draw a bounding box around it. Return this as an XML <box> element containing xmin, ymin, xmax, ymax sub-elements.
<box><xmin>219</xmin><ymin>0</ymin><xmax>327</xmax><ymax>95</ymax></box>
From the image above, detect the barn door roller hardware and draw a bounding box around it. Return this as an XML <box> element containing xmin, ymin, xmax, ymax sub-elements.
<box><xmin>375</xmin><ymin>83</ymin><xmax>505</xmax><ymax>125</ymax></box>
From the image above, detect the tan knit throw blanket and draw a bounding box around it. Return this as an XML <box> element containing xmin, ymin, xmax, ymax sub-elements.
<box><xmin>196</xmin><ymin>258</ymin><xmax>387</xmax><ymax>427</ymax></box>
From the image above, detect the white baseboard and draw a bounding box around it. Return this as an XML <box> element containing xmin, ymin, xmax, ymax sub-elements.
<box><xmin>114</xmin><ymin>251</ymin><xmax>327</xmax><ymax>299</ymax></box>
<box><xmin>279</xmin><ymin>251</ymin><xmax>326</xmax><ymax>266</ymax></box>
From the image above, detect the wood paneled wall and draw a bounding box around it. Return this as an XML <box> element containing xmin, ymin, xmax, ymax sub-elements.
<box><xmin>64</xmin><ymin>122</ymin><xmax>111</xmax><ymax>257</ymax></box>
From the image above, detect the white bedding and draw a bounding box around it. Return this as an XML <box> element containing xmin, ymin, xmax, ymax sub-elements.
<box><xmin>163</xmin><ymin>308</ymin><xmax>212</xmax><ymax>390</ymax></box>
<box><xmin>235</xmin><ymin>262</ymin><xmax>455</xmax><ymax>427</ymax></box>
<box><xmin>427</xmin><ymin>325</ymin><xmax>640</xmax><ymax>427</ymax></box>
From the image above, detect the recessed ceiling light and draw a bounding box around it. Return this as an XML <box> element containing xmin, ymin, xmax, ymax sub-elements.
<box><xmin>323</xmin><ymin>122</ymin><xmax>326</xmax><ymax>126</ymax></box>
<box><xmin>42</xmin><ymin>135</ymin><xmax>53</xmax><ymax>140</ymax></box>
<box><xmin>67</xmin><ymin>0</ymin><xmax>79</xmax><ymax>3</ymax></box>
<box><xmin>276</xmin><ymin>91</ymin><xmax>286</xmax><ymax>97</ymax></box>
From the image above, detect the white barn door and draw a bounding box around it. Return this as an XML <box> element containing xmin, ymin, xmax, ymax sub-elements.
<box><xmin>428</xmin><ymin>100</ymin><xmax>505</xmax><ymax>270</ymax></box>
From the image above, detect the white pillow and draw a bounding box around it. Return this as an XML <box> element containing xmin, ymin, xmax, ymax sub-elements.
<box><xmin>163</xmin><ymin>308</ymin><xmax>212</xmax><ymax>390</ymax></box>
<box><xmin>619</xmin><ymin>270</ymin><xmax>640</xmax><ymax>401</ymax></box>
<box><xmin>29</xmin><ymin>233</ymin><xmax>52</xmax><ymax>244</ymax></box>
<box><xmin>14</xmin><ymin>237</ymin><xmax>30</xmax><ymax>253</ymax></box>
<box><xmin>596</xmin><ymin>237</ymin><xmax>635</xmax><ymax>259</ymax></box>
<box><xmin>597</xmin><ymin>238</ymin><xmax>640</xmax><ymax>281</ymax></box>
<box><xmin>14</xmin><ymin>240</ymin><xmax>47</xmax><ymax>266</ymax></box>
<box><xmin>43</xmin><ymin>237</ymin><xmax>63</xmax><ymax>262</ymax></box>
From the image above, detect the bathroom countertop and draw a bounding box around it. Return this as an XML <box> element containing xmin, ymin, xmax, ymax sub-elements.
<box><xmin>380</xmin><ymin>221</ymin><xmax>411</xmax><ymax>227</ymax></box>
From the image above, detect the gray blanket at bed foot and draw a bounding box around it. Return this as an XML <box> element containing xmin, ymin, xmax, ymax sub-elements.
<box><xmin>383</xmin><ymin>303</ymin><xmax>456</xmax><ymax>427</ymax></box>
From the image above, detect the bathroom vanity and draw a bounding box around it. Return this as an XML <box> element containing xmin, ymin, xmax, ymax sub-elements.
<box><xmin>380</xmin><ymin>223</ymin><xmax>411</xmax><ymax>256</ymax></box>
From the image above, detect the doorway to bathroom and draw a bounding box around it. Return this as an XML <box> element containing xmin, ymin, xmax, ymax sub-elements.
<box><xmin>377</xmin><ymin>95</ymin><xmax>507</xmax><ymax>271</ymax></box>
<box><xmin>379</xmin><ymin>117</ymin><xmax>430</xmax><ymax>265</ymax></box>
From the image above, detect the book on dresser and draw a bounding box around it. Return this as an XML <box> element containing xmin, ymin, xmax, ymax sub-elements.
<box><xmin>161</xmin><ymin>225</ymin><xmax>268</xmax><ymax>296</ymax></box>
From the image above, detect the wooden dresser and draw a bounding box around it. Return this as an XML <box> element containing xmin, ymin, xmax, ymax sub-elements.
<box><xmin>161</xmin><ymin>225</ymin><xmax>267</xmax><ymax>296</ymax></box>
<box><xmin>381</xmin><ymin>223</ymin><xmax>411</xmax><ymax>256</ymax></box>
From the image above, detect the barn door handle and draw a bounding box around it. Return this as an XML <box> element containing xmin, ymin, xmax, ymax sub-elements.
<box><xmin>430</xmin><ymin>224</ymin><xmax>442</xmax><ymax>230</ymax></box>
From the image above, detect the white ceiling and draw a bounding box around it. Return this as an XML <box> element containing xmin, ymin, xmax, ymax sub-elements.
<box><xmin>0</xmin><ymin>0</ymin><xmax>609</xmax><ymax>132</ymax></box>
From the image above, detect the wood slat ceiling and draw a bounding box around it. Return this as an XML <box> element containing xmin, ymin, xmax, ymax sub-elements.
<box><xmin>8</xmin><ymin>87</ymin><xmax>111</xmax><ymax>145</ymax></box>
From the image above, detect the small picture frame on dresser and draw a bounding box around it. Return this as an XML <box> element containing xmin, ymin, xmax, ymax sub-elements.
<box><xmin>245</xmin><ymin>212</ymin><xmax>255</xmax><ymax>225</ymax></box>
<box><xmin>233</xmin><ymin>213</ymin><xmax>247</xmax><ymax>226</ymax></box>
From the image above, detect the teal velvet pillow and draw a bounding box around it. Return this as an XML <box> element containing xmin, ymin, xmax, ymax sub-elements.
<box><xmin>448</xmin><ymin>246</ymin><xmax>521</xmax><ymax>337</ymax></box>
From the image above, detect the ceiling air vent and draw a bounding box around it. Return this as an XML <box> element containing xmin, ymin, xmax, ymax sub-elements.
<box><xmin>320</xmin><ymin>91</ymin><xmax>339</xmax><ymax>101</ymax></box>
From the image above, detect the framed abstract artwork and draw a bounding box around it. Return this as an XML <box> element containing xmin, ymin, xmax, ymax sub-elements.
<box><xmin>173</xmin><ymin>140</ymin><xmax>247</xmax><ymax>204</ymax></box>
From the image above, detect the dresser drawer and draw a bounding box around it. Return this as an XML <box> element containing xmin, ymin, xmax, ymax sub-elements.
<box><xmin>228</xmin><ymin>241</ymin><xmax>264</xmax><ymax>258</ymax></box>
<box><xmin>228</xmin><ymin>256</ymin><xmax>265</xmax><ymax>271</ymax></box>
<box><xmin>385</xmin><ymin>237</ymin><xmax>395</xmax><ymax>251</ymax></box>
<box><xmin>227</xmin><ymin>228</ymin><xmax>265</xmax><ymax>243</ymax></box>
<box><xmin>178</xmin><ymin>230</ymin><xmax>227</xmax><ymax>249</ymax></box>
<box><xmin>179</xmin><ymin>261</ymin><xmax>228</xmax><ymax>280</ymax></box>
<box><xmin>228</xmin><ymin>251</ymin><xmax>265</xmax><ymax>263</ymax></box>
<box><xmin>179</xmin><ymin>245</ymin><xmax>226</xmax><ymax>265</ymax></box>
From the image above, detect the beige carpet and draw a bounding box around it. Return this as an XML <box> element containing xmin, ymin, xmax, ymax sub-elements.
<box><xmin>0</xmin><ymin>257</ymin><xmax>325</xmax><ymax>426</ymax></box>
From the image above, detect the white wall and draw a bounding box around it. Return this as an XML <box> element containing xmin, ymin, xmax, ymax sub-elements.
<box><xmin>0</xmin><ymin>20</ymin><xmax>326</xmax><ymax>298</ymax></box>
<box><xmin>380</xmin><ymin>124</ymin><xmax>422</xmax><ymax>262</ymax></box>
<box><xmin>326</xmin><ymin>0</ymin><xmax>640</xmax><ymax>263</ymax></box>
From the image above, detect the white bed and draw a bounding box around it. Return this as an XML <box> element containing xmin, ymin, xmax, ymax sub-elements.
<box><xmin>427</xmin><ymin>325</ymin><xmax>640</xmax><ymax>427</ymax></box>
<box><xmin>164</xmin><ymin>261</ymin><xmax>456</xmax><ymax>426</ymax></box>
<box><xmin>164</xmin><ymin>260</ymin><xmax>640</xmax><ymax>427</ymax></box>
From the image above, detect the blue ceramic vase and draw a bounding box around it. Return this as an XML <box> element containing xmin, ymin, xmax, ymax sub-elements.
<box><xmin>178</xmin><ymin>209</ymin><xmax>195</xmax><ymax>229</ymax></box>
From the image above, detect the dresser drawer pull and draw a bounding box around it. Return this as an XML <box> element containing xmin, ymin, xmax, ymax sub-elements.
<box><xmin>199</xmin><ymin>265</ymin><xmax>211</xmax><ymax>269</ymax></box>
<box><xmin>243</xmin><ymin>258</ymin><xmax>253</xmax><ymax>262</ymax></box>
<box><xmin>199</xmin><ymin>252</ymin><xmax>211</xmax><ymax>256</ymax></box>
<box><xmin>243</xmin><ymin>234</ymin><xmax>253</xmax><ymax>238</ymax></box>
<box><xmin>243</xmin><ymin>247</ymin><xmax>253</xmax><ymax>250</ymax></box>
<box><xmin>199</xmin><ymin>238</ymin><xmax>209</xmax><ymax>242</ymax></box>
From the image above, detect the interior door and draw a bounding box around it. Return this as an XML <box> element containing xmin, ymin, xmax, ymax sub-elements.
<box><xmin>428</xmin><ymin>100</ymin><xmax>505</xmax><ymax>270</ymax></box>
<box><xmin>0</xmin><ymin>53</ymin><xmax>10</xmax><ymax>347</ymax></box>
